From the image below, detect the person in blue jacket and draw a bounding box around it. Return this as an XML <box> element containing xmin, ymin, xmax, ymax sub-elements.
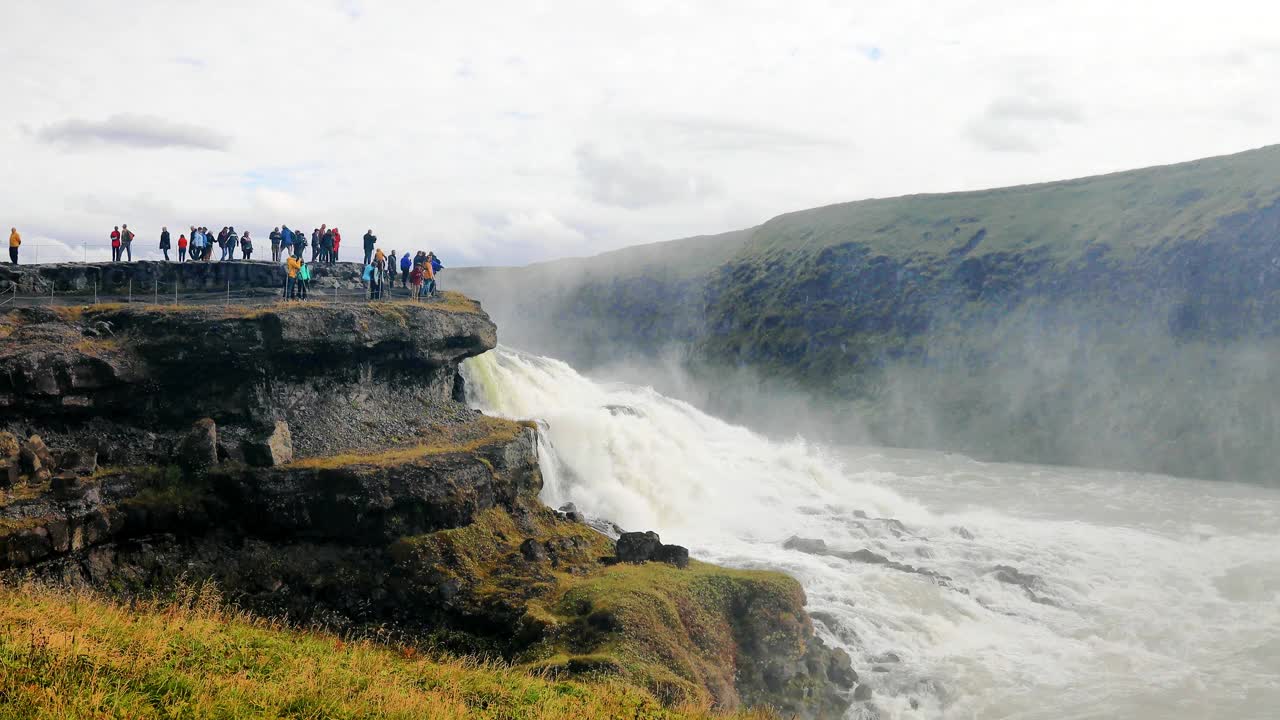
<box><xmin>400</xmin><ymin>252</ymin><xmax>412</xmax><ymax>291</ymax></box>
<box><xmin>280</xmin><ymin>225</ymin><xmax>294</xmax><ymax>262</ymax></box>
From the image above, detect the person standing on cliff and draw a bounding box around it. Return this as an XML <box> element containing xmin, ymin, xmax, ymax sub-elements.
<box><xmin>121</xmin><ymin>224</ymin><xmax>135</xmax><ymax>262</ymax></box>
<box><xmin>269</xmin><ymin>227</ymin><xmax>282</xmax><ymax>263</ymax></box>
<box><xmin>331</xmin><ymin>228</ymin><xmax>342</xmax><ymax>263</ymax></box>
<box><xmin>311</xmin><ymin>228</ymin><xmax>321</xmax><ymax>262</ymax></box>
<box><xmin>177</xmin><ymin>233</ymin><xmax>188</xmax><ymax>262</ymax></box>
<box><xmin>363</xmin><ymin>229</ymin><xmax>376</xmax><ymax>266</ymax></box>
<box><xmin>109</xmin><ymin>226</ymin><xmax>121</xmax><ymax>261</ymax></box>
<box><xmin>7</xmin><ymin>228</ymin><xmax>19</xmax><ymax>265</ymax></box>
<box><xmin>159</xmin><ymin>227</ymin><xmax>171</xmax><ymax>261</ymax></box>
<box><xmin>240</xmin><ymin>231</ymin><xmax>253</xmax><ymax>260</ymax></box>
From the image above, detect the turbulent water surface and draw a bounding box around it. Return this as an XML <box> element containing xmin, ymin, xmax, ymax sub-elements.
<box><xmin>464</xmin><ymin>347</ymin><xmax>1280</xmax><ymax>720</ymax></box>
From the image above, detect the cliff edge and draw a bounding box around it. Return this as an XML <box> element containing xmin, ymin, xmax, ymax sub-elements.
<box><xmin>0</xmin><ymin>299</ymin><xmax>854</xmax><ymax>718</ymax></box>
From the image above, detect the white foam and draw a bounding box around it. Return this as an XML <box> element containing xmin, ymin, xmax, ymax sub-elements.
<box><xmin>464</xmin><ymin>347</ymin><xmax>1280</xmax><ymax>719</ymax></box>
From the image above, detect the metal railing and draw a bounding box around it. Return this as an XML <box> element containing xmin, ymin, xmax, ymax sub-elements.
<box><xmin>0</xmin><ymin>275</ymin><xmax>442</xmax><ymax>309</ymax></box>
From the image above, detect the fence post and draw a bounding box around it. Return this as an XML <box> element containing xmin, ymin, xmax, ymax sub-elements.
<box><xmin>50</xmin><ymin>283</ymin><xmax>54</xmax><ymax>306</ymax></box>
<box><xmin>226</xmin><ymin>279</ymin><xmax>230</xmax><ymax>308</ymax></box>
<box><xmin>154</xmin><ymin>276</ymin><xmax>158</xmax><ymax>305</ymax></box>
<box><xmin>94</xmin><ymin>281</ymin><xmax>98</xmax><ymax>306</ymax></box>
<box><xmin>174</xmin><ymin>271</ymin><xmax>179</xmax><ymax>306</ymax></box>
<box><xmin>128</xmin><ymin>279</ymin><xmax>132</xmax><ymax>305</ymax></box>
<box><xmin>333</xmin><ymin>281</ymin><xmax>337</xmax><ymax>305</ymax></box>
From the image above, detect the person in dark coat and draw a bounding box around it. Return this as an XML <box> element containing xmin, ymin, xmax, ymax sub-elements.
<box><xmin>363</xmin><ymin>229</ymin><xmax>377</xmax><ymax>266</ymax></box>
<box><xmin>159</xmin><ymin>227</ymin><xmax>171</xmax><ymax>261</ymax></box>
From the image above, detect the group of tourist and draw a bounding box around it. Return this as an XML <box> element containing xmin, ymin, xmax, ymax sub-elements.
<box><xmin>173</xmin><ymin>227</ymin><xmax>254</xmax><ymax>262</ymax></box>
<box><xmin>280</xmin><ymin>248</ymin><xmax>442</xmax><ymax>301</ymax></box>
<box><xmin>4</xmin><ymin>224</ymin><xmax>445</xmax><ymax>304</ymax></box>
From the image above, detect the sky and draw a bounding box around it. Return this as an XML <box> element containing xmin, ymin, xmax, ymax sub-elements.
<box><xmin>2</xmin><ymin>0</ymin><xmax>1278</xmax><ymax>266</ymax></box>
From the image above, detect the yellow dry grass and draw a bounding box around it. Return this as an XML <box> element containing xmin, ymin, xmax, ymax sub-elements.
<box><xmin>0</xmin><ymin>580</ymin><xmax>773</xmax><ymax>720</ymax></box>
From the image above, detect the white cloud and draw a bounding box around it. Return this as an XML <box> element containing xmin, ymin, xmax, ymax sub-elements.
<box><xmin>0</xmin><ymin>0</ymin><xmax>1278</xmax><ymax>266</ymax></box>
<box><xmin>36</xmin><ymin>114</ymin><xmax>231</xmax><ymax>151</ymax></box>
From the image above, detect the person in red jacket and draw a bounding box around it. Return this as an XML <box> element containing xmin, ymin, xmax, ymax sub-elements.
<box><xmin>110</xmin><ymin>226</ymin><xmax>121</xmax><ymax>261</ymax></box>
<box><xmin>331</xmin><ymin>228</ymin><xmax>342</xmax><ymax>263</ymax></box>
<box><xmin>177</xmin><ymin>233</ymin><xmax>189</xmax><ymax>262</ymax></box>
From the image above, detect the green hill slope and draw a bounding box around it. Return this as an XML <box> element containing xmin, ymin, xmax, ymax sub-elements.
<box><xmin>451</xmin><ymin>144</ymin><xmax>1280</xmax><ymax>484</ymax></box>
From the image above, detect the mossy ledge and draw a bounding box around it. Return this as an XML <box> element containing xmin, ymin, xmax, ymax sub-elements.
<box><xmin>0</xmin><ymin>301</ymin><xmax>854</xmax><ymax>718</ymax></box>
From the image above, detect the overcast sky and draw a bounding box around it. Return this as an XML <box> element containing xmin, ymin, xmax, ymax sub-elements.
<box><xmin>2</xmin><ymin>0</ymin><xmax>1278</xmax><ymax>265</ymax></box>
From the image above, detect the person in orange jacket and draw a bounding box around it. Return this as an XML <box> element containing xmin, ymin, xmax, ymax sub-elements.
<box><xmin>177</xmin><ymin>233</ymin><xmax>189</xmax><ymax>262</ymax></box>
<box><xmin>8</xmin><ymin>227</ymin><xmax>20</xmax><ymax>265</ymax></box>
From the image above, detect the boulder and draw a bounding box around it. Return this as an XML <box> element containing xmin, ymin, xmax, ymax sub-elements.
<box><xmin>556</xmin><ymin>502</ymin><xmax>584</xmax><ymax>523</ymax></box>
<box><xmin>0</xmin><ymin>431</ymin><xmax>19</xmax><ymax>460</ymax></box>
<box><xmin>24</xmin><ymin>435</ymin><xmax>56</xmax><ymax>471</ymax></box>
<box><xmin>653</xmin><ymin>543</ymin><xmax>690</xmax><ymax>569</ymax></box>
<box><xmin>2</xmin><ymin>459</ymin><xmax>18</xmax><ymax>488</ymax></box>
<box><xmin>51</xmin><ymin>472</ymin><xmax>87</xmax><ymax>500</ymax></box>
<box><xmin>616</xmin><ymin>531</ymin><xmax>662</xmax><ymax>564</ymax></box>
<box><xmin>244</xmin><ymin>421</ymin><xmax>294</xmax><ymax>467</ymax></box>
<box><xmin>519</xmin><ymin>538</ymin><xmax>548</xmax><ymax>563</ymax></box>
<box><xmin>56</xmin><ymin>448</ymin><xmax>98</xmax><ymax>476</ymax></box>
<box><xmin>177</xmin><ymin>418</ymin><xmax>219</xmax><ymax>470</ymax></box>
<box><xmin>18</xmin><ymin>445</ymin><xmax>41</xmax><ymax>475</ymax></box>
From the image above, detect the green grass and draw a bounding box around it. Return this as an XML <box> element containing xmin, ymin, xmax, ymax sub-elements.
<box><xmin>394</xmin><ymin>507</ymin><xmax>814</xmax><ymax>710</ymax></box>
<box><xmin>0</xmin><ymin>580</ymin><xmax>774</xmax><ymax>720</ymax></box>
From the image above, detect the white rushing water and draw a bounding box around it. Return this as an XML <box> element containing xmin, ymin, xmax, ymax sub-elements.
<box><xmin>463</xmin><ymin>347</ymin><xmax>1280</xmax><ymax>720</ymax></box>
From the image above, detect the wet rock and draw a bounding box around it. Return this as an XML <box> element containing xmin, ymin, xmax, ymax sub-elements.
<box><xmin>556</xmin><ymin>502</ymin><xmax>584</xmax><ymax>523</ymax></box>
<box><xmin>2</xmin><ymin>459</ymin><xmax>18</xmax><ymax>488</ymax></box>
<box><xmin>177</xmin><ymin>418</ymin><xmax>219</xmax><ymax>471</ymax></box>
<box><xmin>869</xmin><ymin>652</ymin><xmax>901</xmax><ymax>664</ymax></box>
<box><xmin>604</xmin><ymin>404</ymin><xmax>642</xmax><ymax>417</ymax></box>
<box><xmin>854</xmin><ymin>683</ymin><xmax>874</xmax><ymax>701</ymax></box>
<box><xmin>951</xmin><ymin>526</ymin><xmax>975</xmax><ymax>540</ymax></box>
<box><xmin>616</xmin><ymin>531</ymin><xmax>663</xmax><ymax>564</ymax></box>
<box><xmin>244</xmin><ymin>420</ymin><xmax>294</xmax><ymax>467</ymax></box>
<box><xmin>783</xmin><ymin>535</ymin><xmax>829</xmax><ymax>554</ymax></box>
<box><xmin>991</xmin><ymin>565</ymin><xmax>1042</xmax><ymax>589</ymax></box>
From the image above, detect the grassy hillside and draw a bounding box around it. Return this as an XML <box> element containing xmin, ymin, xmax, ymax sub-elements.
<box><xmin>450</xmin><ymin>144</ymin><xmax>1280</xmax><ymax>483</ymax></box>
<box><xmin>0</xmin><ymin>581</ymin><xmax>772</xmax><ymax>720</ymax></box>
<box><xmin>743</xmin><ymin>144</ymin><xmax>1280</xmax><ymax>261</ymax></box>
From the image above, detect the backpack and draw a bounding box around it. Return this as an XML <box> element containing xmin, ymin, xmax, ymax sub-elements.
<box><xmin>299</xmin><ymin>264</ymin><xmax>311</xmax><ymax>281</ymax></box>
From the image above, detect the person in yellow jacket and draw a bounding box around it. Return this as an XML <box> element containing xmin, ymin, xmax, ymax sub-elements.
<box><xmin>8</xmin><ymin>228</ymin><xmax>19</xmax><ymax>265</ymax></box>
<box><xmin>285</xmin><ymin>255</ymin><xmax>302</xmax><ymax>299</ymax></box>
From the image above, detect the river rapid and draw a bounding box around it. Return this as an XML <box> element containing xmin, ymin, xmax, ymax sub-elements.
<box><xmin>463</xmin><ymin>347</ymin><xmax>1280</xmax><ymax>720</ymax></box>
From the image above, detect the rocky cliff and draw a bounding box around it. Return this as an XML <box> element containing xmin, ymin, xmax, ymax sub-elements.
<box><xmin>0</xmin><ymin>300</ymin><xmax>854</xmax><ymax>718</ymax></box>
<box><xmin>451</xmin><ymin>145</ymin><xmax>1280</xmax><ymax>484</ymax></box>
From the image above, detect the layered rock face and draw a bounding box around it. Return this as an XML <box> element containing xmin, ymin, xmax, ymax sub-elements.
<box><xmin>0</xmin><ymin>299</ymin><xmax>854</xmax><ymax>718</ymax></box>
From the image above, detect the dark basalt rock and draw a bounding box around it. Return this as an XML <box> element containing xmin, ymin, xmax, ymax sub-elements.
<box><xmin>616</xmin><ymin>531</ymin><xmax>662</xmax><ymax>564</ymax></box>
<box><xmin>178</xmin><ymin>419</ymin><xmax>219</xmax><ymax>471</ymax></box>
<box><xmin>615</xmin><ymin>530</ymin><xmax>689</xmax><ymax>568</ymax></box>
